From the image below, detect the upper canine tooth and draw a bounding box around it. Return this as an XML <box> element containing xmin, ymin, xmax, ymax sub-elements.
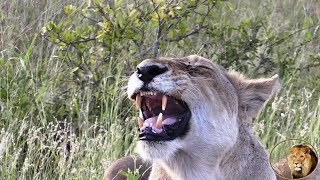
<box><xmin>138</xmin><ymin>116</ymin><xmax>143</xmax><ymax>128</ymax></box>
<box><xmin>156</xmin><ymin>113</ymin><xmax>163</xmax><ymax>129</ymax></box>
<box><xmin>162</xmin><ymin>95</ymin><xmax>167</xmax><ymax>111</ymax></box>
<box><xmin>136</xmin><ymin>94</ymin><xmax>141</xmax><ymax>109</ymax></box>
<box><xmin>139</xmin><ymin>110</ymin><xmax>143</xmax><ymax>119</ymax></box>
<box><xmin>138</xmin><ymin>110</ymin><xmax>144</xmax><ymax>128</ymax></box>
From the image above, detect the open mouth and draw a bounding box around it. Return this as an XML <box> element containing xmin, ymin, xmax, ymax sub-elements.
<box><xmin>133</xmin><ymin>91</ymin><xmax>191</xmax><ymax>141</ymax></box>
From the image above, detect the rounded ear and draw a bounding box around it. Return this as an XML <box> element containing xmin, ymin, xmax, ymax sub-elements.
<box><xmin>290</xmin><ymin>147</ymin><xmax>294</xmax><ymax>154</ymax></box>
<box><xmin>304</xmin><ymin>146</ymin><xmax>311</xmax><ymax>154</ymax></box>
<box><xmin>227</xmin><ymin>71</ymin><xmax>280</xmax><ymax>122</ymax></box>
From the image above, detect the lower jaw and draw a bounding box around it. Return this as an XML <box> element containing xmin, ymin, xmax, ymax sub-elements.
<box><xmin>139</xmin><ymin>111</ymin><xmax>191</xmax><ymax>141</ymax></box>
<box><xmin>137</xmin><ymin>140</ymin><xmax>180</xmax><ymax>161</ymax></box>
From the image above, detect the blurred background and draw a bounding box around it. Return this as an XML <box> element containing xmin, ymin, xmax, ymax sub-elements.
<box><xmin>0</xmin><ymin>0</ymin><xmax>319</xmax><ymax>179</ymax></box>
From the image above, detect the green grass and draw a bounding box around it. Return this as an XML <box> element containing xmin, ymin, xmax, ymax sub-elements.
<box><xmin>0</xmin><ymin>0</ymin><xmax>320</xmax><ymax>179</ymax></box>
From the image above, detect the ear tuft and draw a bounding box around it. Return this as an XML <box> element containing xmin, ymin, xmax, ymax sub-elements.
<box><xmin>227</xmin><ymin>70</ymin><xmax>280</xmax><ymax>122</ymax></box>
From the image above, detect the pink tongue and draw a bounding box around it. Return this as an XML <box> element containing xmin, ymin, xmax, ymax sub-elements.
<box><xmin>141</xmin><ymin>115</ymin><xmax>177</xmax><ymax>133</ymax></box>
<box><xmin>163</xmin><ymin>117</ymin><xmax>176</xmax><ymax>125</ymax></box>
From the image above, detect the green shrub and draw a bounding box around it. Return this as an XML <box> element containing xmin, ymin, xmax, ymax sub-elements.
<box><xmin>1</xmin><ymin>0</ymin><xmax>319</xmax><ymax>179</ymax></box>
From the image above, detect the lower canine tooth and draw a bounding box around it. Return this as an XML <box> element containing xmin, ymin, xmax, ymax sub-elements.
<box><xmin>156</xmin><ymin>113</ymin><xmax>163</xmax><ymax>129</ymax></box>
<box><xmin>162</xmin><ymin>95</ymin><xmax>167</xmax><ymax>111</ymax></box>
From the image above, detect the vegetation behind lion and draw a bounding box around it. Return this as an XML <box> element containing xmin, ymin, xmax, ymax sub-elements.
<box><xmin>0</xmin><ymin>0</ymin><xmax>320</xmax><ymax>179</ymax></box>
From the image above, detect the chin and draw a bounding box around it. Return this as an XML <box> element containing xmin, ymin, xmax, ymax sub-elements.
<box><xmin>137</xmin><ymin>139</ymin><xmax>182</xmax><ymax>162</ymax></box>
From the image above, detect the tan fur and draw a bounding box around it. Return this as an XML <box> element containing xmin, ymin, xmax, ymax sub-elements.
<box><xmin>287</xmin><ymin>145</ymin><xmax>317</xmax><ymax>179</ymax></box>
<box><xmin>105</xmin><ymin>55</ymin><xmax>280</xmax><ymax>180</ymax></box>
<box><xmin>227</xmin><ymin>70</ymin><xmax>280</xmax><ymax>122</ymax></box>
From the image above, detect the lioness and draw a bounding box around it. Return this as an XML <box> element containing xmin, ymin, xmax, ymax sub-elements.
<box><xmin>288</xmin><ymin>145</ymin><xmax>318</xmax><ymax>179</ymax></box>
<box><xmin>105</xmin><ymin>55</ymin><xmax>280</xmax><ymax>180</ymax></box>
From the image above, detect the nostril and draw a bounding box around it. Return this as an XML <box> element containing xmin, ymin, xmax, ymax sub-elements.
<box><xmin>137</xmin><ymin>67</ymin><xmax>143</xmax><ymax>78</ymax></box>
<box><xmin>136</xmin><ymin>65</ymin><xmax>168</xmax><ymax>82</ymax></box>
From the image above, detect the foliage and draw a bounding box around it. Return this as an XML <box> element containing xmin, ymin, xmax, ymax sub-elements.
<box><xmin>0</xmin><ymin>0</ymin><xmax>320</xmax><ymax>179</ymax></box>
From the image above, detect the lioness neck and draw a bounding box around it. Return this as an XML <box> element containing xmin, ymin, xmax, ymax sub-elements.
<box><xmin>220</xmin><ymin>124</ymin><xmax>276</xmax><ymax>180</ymax></box>
<box><xmin>155</xmin><ymin>124</ymin><xmax>276</xmax><ymax>180</ymax></box>
<box><xmin>159</xmin><ymin>150</ymin><xmax>222</xmax><ymax>180</ymax></box>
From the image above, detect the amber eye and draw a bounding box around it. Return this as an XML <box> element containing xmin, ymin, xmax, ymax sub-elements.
<box><xmin>300</xmin><ymin>155</ymin><xmax>304</xmax><ymax>158</ymax></box>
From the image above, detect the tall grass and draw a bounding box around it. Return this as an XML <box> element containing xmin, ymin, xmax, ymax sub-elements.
<box><xmin>0</xmin><ymin>0</ymin><xmax>319</xmax><ymax>179</ymax></box>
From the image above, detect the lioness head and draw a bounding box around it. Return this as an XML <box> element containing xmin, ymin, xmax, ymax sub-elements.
<box><xmin>288</xmin><ymin>145</ymin><xmax>317</xmax><ymax>178</ymax></box>
<box><xmin>127</xmin><ymin>55</ymin><xmax>279</xmax><ymax>162</ymax></box>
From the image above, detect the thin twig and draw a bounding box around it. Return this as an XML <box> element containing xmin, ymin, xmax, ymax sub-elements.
<box><xmin>166</xmin><ymin>25</ymin><xmax>208</xmax><ymax>42</ymax></box>
<box><xmin>264</xmin><ymin>25</ymin><xmax>318</xmax><ymax>53</ymax></box>
<box><xmin>69</xmin><ymin>38</ymin><xmax>96</xmax><ymax>45</ymax></box>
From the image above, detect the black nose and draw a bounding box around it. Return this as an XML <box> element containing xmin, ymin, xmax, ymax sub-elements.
<box><xmin>136</xmin><ymin>65</ymin><xmax>168</xmax><ymax>83</ymax></box>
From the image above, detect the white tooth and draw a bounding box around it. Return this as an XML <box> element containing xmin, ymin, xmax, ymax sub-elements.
<box><xmin>138</xmin><ymin>117</ymin><xmax>143</xmax><ymax>128</ymax></box>
<box><xmin>136</xmin><ymin>94</ymin><xmax>141</xmax><ymax>109</ymax></box>
<box><xmin>156</xmin><ymin>113</ymin><xmax>163</xmax><ymax>129</ymax></box>
<box><xmin>140</xmin><ymin>92</ymin><xmax>144</xmax><ymax>96</ymax></box>
<box><xmin>162</xmin><ymin>95</ymin><xmax>167</xmax><ymax>111</ymax></box>
<box><xmin>138</xmin><ymin>110</ymin><xmax>144</xmax><ymax>128</ymax></box>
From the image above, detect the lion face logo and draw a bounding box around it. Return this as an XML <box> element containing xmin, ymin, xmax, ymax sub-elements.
<box><xmin>288</xmin><ymin>145</ymin><xmax>318</xmax><ymax>179</ymax></box>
